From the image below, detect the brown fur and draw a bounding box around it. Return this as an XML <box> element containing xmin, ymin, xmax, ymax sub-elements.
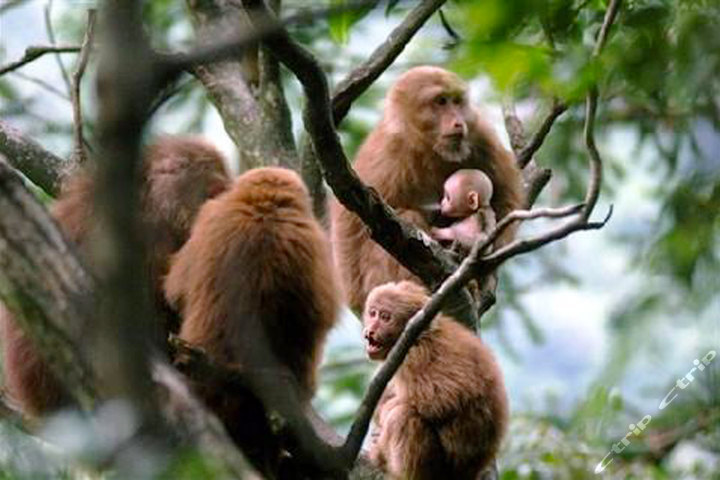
<box><xmin>364</xmin><ymin>281</ymin><xmax>509</xmax><ymax>480</ymax></box>
<box><xmin>330</xmin><ymin>66</ymin><xmax>524</xmax><ymax>311</ymax></box>
<box><xmin>164</xmin><ymin>167</ymin><xmax>340</xmax><ymax>467</ymax></box>
<box><xmin>0</xmin><ymin>136</ymin><xmax>230</xmax><ymax>417</ymax></box>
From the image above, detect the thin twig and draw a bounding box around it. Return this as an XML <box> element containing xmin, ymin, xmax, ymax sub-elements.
<box><xmin>438</xmin><ymin>8</ymin><xmax>462</xmax><ymax>49</ymax></box>
<box><xmin>44</xmin><ymin>0</ymin><xmax>72</xmax><ymax>95</ymax></box>
<box><xmin>71</xmin><ymin>9</ymin><xmax>97</xmax><ymax>164</ymax></box>
<box><xmin>517</xmin><ymin>99</ymin><xmax>567</xmax><ymax>169</ymax></box>
<box><xmin>0</xmin><ymin>45</ymin><xmax>80</xmax><ymax>76</ymax></box>
<box><xmin>9</xmin><ymin>70</ymin><xmax>71</xmax><ymax>100</ymax></box>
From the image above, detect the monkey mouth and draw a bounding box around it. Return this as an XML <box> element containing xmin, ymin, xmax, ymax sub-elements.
<box><xmin>435</xmin><ymin>137</ymin><xmax>470</xmax><ymax>163</ymax></box>
<box><xmin>365</xmin><ymin>336</ymin><xmax>388</xmax><ymax>360</ymax></box>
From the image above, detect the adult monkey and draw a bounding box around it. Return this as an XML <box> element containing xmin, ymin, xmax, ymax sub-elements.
<box><xmin>330</xmin><ymin>66</ymin><xmax>524</xmax><ymax>312</ymax></box>
<box><xmin>0</xmin><ymin>136</ymin><xmax>231</xmax><ymax>416</ymax></box>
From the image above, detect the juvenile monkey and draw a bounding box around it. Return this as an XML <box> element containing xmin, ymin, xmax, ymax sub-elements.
<box><xmin>331</xmin><ymin>66</ymin><xmax>524</xmax><ymax>311</ymax></box>
<box><xmin>431</xmin><ymin>168</ymin><xmax>496</xmax><ymax>252</ymax></box>
<box><xmin>164</xmin><ymin>167</ymin><xmax>340</xmax><ymax>470</ymax></box>
<box><xmin>0</xmin><ymin>136</ymin><xmax>230</xmax><ymax>416</ymax></box>
<box><xmin>364</xmin><ymin>281</ymin><xmax>508</xmax><ymax>480</ymax></box>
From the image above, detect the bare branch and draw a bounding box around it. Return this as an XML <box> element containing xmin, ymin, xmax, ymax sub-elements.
<box><xmin>502</xmin><ymin>101</ymin><xmax>526</xmax><ymax>155</ymax></box>
<box><xmin>331</xmin><ymin>0</ymin><xmax>447</xmax><ymax>124</ymax></box>
<box><xmin>524</xmin><ymin>166</ymin><xmax>552</xmax><ymax>207</ymax></box>
<box><xmin>92</xmin><ymin>0</ymin><xmax>169</xmax><ymax>432</ymax></box>
<box><xmin>0</xmin><ymin>156</ymin><xmax>97</xmax><ymax>411</ymax></box>
<box><xmin>71</xmin><ymin>9</ymin><xmax>97</xmax><ymax>165</ymax></box>
<box><xmin>44</xmin><ymin>0</ymin><xmax>72</xmax><ymax>95</ymax></box>
<box><xmin>0</xmin><ymin>45</ymin><xmax>81</xmax><ymax>76</ymax></box>
<box><xmin>516</xmin><ymin>100</ymin><xmax>567</xmax><ymax>169</ymax></box>
<box><xmin>0</xmin><ymin>0</ymin><xmax>30</xmax><ymax>14</ymax></box>
<box><xmin>0</xmin><ymin>120</ymin><xmax>71</xmax><ymax>195</ymax></box>
<box><xmin>594</xmin><ymin>0</ymin><xmax>623</xmax><ymax>56</ymax></box>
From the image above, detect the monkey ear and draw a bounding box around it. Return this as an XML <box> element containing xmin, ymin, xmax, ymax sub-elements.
<box><xmin>467</xmin><ymin>191</ymin><xmax>479</xmax><ymax>210</ymax></box>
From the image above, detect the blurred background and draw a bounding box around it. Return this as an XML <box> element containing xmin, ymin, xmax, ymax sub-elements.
<box><xmin>0</xmin><ymin>0</ymin><xmax>718</xmax><ymax>478</ymax></box>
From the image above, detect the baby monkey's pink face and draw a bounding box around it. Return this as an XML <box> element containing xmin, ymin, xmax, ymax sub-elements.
<box><xmin>439</xmin><ymin>169</ymin><xmax>494</xmax><ymax>218</ymax></box>
<box><xmin>440</xmin><ymin>177</ymin><xmax>477</xmax><ymax>218</ymax></box>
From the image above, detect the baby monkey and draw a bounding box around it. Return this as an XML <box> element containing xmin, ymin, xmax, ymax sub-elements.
<box><xmin>431</xmin><ymin>169</ymin><xmax>496</xmax><ymax>252</ymax></box>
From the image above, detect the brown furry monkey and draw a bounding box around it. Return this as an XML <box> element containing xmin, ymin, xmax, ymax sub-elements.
<box><xmin>164</xmin><ymin>167</ymin><xmax>340</xmax><ymax>473</ymax></box>
<box><xmin>364</xmin><ymin>281</ymin><xmax>509</xmax><ymax>479</ymax></box>
<box><xmin>330</xmin><ymin>66</ymin><xmax>524</xmax><ymax>311</ymax></box>
<box><xmin>0</xmin><ymin>136</ymin><xmax>230</xmax><ymax>416</ymax></box>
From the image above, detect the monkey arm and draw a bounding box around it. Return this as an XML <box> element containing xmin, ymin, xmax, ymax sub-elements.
<box><xmin>238</xmin><ymin>312</ymin><xmax>349</xmax><ymax>474</ymax></box>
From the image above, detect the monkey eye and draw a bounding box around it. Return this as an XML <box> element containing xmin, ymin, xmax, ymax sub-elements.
<box><xmin>435</xmin><ymin>95</ymin><xmax>448</xmax><ymax>106</ymax></box>
<box><xmin>368</xmin><ymin>307</ymin><xmax>378</xmax><ymax>318</ymax></box>
<box><xmin>379</xmin><ymin>311</ymin><xmax>391</xmax><ymax>322</ymax></box>
<box><xmin>453</xmin><ymin>96</ymin><xmax>464</xmax><ymax>105</ymax></box>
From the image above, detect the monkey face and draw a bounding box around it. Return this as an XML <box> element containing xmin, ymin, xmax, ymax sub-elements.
<box><xmin>363</xmin><ymin>282</ymin><xmax>429</xmax><ymax>360</ymax></box>
<box><xmin>363</xmin><ymin>306</ymin><xmax>404</xmax><ymax>361</ymax></box>
<box><xmin>431</xmin><ymin>93</ymin><xmax>472</xmax><ymax>163</ymax></box>
<box><xmin>389</xmin><ymin>66</ymin><xmax>474</xmax><ymax>164</ymax></box>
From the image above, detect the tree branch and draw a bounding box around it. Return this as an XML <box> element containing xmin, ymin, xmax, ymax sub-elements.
<box><xmin>70</xmin><ymin>9</ymin><xmax>97</xmax><ymax>165</ymax></box>
<box><xmin>181</xmin><ymin>0</ymin><xmax>298</xmax><ymax>171</ymax></box>
<box><xmin>91</xmin><ymin>0</ymin><xmax>170</xmax><ymax>436</ymax></box>
<box><xmin>44</xmin><ymin>0</ymin><xmax>73</xmax><ymax>95</ymax></box>
<box><xmin>152</xmin><ymin>361</ymin><xmax>262</xmax><ymax>479</ymax></box>
<box><xmin>524</xmin><ymin>167</ymin><xmax>552</xmax><ymax>207</ymax></box>
<box><xmin>516</xmin><ymin>100</ymin><xmax>567</xmax><ymax>169</ymax></box>
<box><xmin>0</xmin><ymin>45</ymin><xmax>81</xmax><ymax>76</ymax></box>
<box><xmin>331</xmin><ymin>0</ymin><xmax>447</xmax><ymax>124</ymax></box>
<box><xmin>502</xmin><ymin>101</ymin><xmax>527</xmax><ymax>155</ymax></box>
<box><xmin>303</xmin><ymin>0</ymin><xmax>448</xmax><ymax>217</ymax></box>
<box><xmin>0</xmin><ymin>120</ymin><xmax>71</xmax><ymax>195</ymax></box>
<box><xmin>0</xmin><ymin>156</ymin><xmax>97</xmax><ymax>411</ymax></box>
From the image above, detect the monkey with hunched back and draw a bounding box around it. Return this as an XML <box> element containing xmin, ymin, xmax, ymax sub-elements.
<box><xmin>363</xmin><ymin>281</ymin><xmax>509</xmax><ymax>480</ymax></box>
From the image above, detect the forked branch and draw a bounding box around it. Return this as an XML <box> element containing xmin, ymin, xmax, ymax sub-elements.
<box><xmin>0</xmin><ymin>45</ymin><xmax>80</xmax><ymax>76</ymax></box>
<box><xmin>70</xmin><ymin>9</ymin><xmax>97</xmax><ymax>164</ymax></box>
<box><xmin>342</xmin><ymin>0</ymin><xmax>623</xmax><ymax>461</ymax></box>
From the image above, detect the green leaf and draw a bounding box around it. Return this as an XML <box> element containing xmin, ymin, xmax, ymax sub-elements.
<box><xmin>328</xmin><ymin>0</ymin><xmax>378</xmax><ymax>44</ymax></box>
